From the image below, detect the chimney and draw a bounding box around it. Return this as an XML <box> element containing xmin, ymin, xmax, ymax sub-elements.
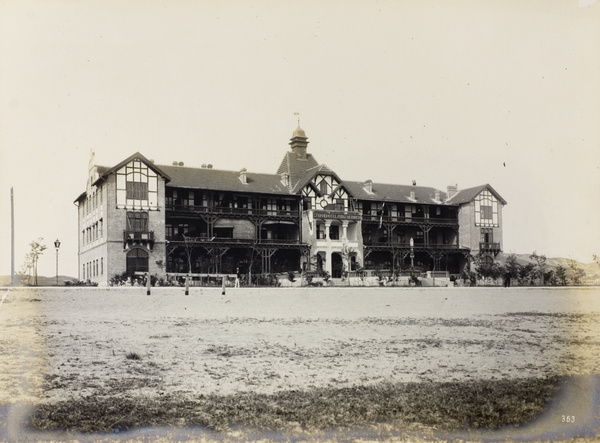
<box><xmin>178</xmin><ymin>162</ymin><xmax>184</xmax><ymax>166</ymax></box>
<box><xmin>207</xmin><ymin>164</ymin><xmax>213</xmax><ymax>169</ymax></box>
<box><xmin>172</xmin><ymin>161</ymin><xmax>178</xmax><ymax>166</ymax></box>
<box><xmin>364</xmin><ymin>180</ymin><xmax>373</xmax><ymax>193</ymax></box>
<box><xmin>201</xmin><ymin>164</ymin><xmax>207</xmax><ymax>168</ymax></box>
<box><xmin>239</xmin><ymin>168</ymin><xmax>247</xmax><ymax>184</ymax></box>
<box><xmin>412</xmin><ymin>180</ymin><xmax>416</xmax><ymax>186</ymax></box>
<box><xmin>447</xmin><ymin>184</ymin><xmax>458</xmax><ymax>198</ymax></box>
<box><xmin>281</xmin><ymin>172</ymin><xmax>290</xmax><ymax>187</ymax></box>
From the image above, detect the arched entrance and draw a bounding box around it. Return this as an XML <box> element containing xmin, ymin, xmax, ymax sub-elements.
<box><xmin>331</xmin><ymin>252</ymin><xmax>343</xmax><ymax>278</ymax></box>
<box><xmin>126</xmin><ymin>248</ymin><xmax>149</xmax><ymax>276</ymax></box>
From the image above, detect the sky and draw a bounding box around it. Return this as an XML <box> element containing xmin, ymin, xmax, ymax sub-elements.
<box><xmin>1</xmin><ymin>0</ymin><xmax>599</xmax><ymax>278</ymax></box>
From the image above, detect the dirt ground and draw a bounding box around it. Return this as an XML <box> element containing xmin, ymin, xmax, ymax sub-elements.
<box><xmin>1</xmin><ymin>286</ymin><xmax>600</xmax><ymax>440</ymax></box>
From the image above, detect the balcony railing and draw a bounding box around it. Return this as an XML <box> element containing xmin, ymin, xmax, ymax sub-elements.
<box><xmin>165</xmin><ymin>235</ymin><xmax>302</xmax><ymax>246</ymax></box>
<box><xmin>166</xmin><ymin>204</ymin><xmax>299</xmax><ymax>218</ymax></box>
<box><xmin>123</xmin><ymin>230</ymin><xmax>155</xmax><ymax>249</ymax></box>
<box><xmin>361</xmin><ymin>214</ymin><xmax>457</xmax><ymax>225</ymax></box>
<box><xmin>363</xmin><ymin>240</ymin><xmax>460</xmax><ymax>250</ymax></box>
<box><xmin>124</xmin><ymin>230</ymin><xmax>154</xmax><ymax>241</ymax></box>
<box><xmin>480</xmin><ymin>242</ymin><xmax>501</xmax><ymax>251</ymax></box>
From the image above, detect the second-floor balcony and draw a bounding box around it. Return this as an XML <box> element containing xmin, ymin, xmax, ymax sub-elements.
<box><xmin>361</xmin><ymin>214</ymin><xmax>458</xmax><ymax>225</ymax></box>
<box><xmin>363</xmin><ymin>240</ymin><xmax>461</xmax><ymax>251</ymax></box>
<box><xmin>123</xmin><ymin>230</ymin><xmax>155</xmax><ymax>249</ymax></box>
<box><xmin>166</xmin><ymin>204</ymin><xmax>299</xmax><ymax>219</ymax></box>
<box><xmin>480</xmin><ymin>242</ymin><xmax>501</xmax><ymax>252</ymax></box>
<box><xmin>165</xmin><ymin>235</ymin><xmax>304</xmax><ymax>248</ymax></box>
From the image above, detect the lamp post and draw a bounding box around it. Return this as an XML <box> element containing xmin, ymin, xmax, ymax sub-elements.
<box><xmin>54</xmin><ymin>239</ymin><xmax>61</xmax><ymax>286</ymax></box>
<box><xmin>409</xmin><ymin>237</ymin><xmax>414</xmax><ymax>268</ymax></box>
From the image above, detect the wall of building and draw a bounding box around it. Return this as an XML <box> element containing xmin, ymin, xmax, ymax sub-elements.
<box><xmin>101</xmin><ymin>163</ymin><xmax>167</xmax><ymax>284</ymax></box>
<box><xmin>78</xmin><ymin>170</ymin><xmax>109</xmax><ymax>285</ymax></box>
<box><xmin>458</xmin><ymin>200</ymin><xmax>505</xmax><ymax>256</ymax></box>
<box><xmin>458</xmin><ymin>202</ymin><xmax>477</xmax><ymax>251</ymax></box>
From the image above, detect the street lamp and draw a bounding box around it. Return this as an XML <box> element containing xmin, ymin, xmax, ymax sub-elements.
<box><xmin>54</xmin><ymin>239</ymin><xmax>61</xmax><ymax>286</ymax></box>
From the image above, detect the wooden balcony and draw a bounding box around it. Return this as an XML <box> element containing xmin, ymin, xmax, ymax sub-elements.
<box><xmin>480</xmin><ymin>242</ymin><xmax>501</xmax><ymax>252</ymax></box>
<box><xmin>123</xmin><ymin>230</ymin><xmax>155</xmax><ymax>249</ymax></box>
<box><xmin>166</xmin><ymin>204</ymin><xmax>299</xmax><ymax>220</ymax></box>
<box><xmin>363</xmin><ymin>240</ymin><xmax>461</xmax><ymax>252</ymax></box>
<box><xmin>361</xmin><ymin>214</ymin><xmax>458</xmax><ymax>226</ymax></box>
<box><xmin>165</xmin><ymin>235</ymin><xmax>304</xmax><ymax>248</ymax></box>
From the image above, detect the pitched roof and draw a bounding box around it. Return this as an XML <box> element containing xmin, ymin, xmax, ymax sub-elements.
<box><xmin>159</xmin><ymin>165</ymin><xmax>291</xmax><ymax>195</ymax></box>
<box><xmin>290</xmin><ymin>164</ymin><xmax>345</xmax><ymax>194</ymax></box>
<box><xmin>446</xmin><ymin>184</ymin><xmax>507</xmax><ymax>205</ymax></box>
<box><xmin>276</xmin><ymin>151</ymin><xmax>319</xmax><ymax>185</ymax></box>
<box><xmin>92</xmin><ymin>152</ymin><xmax>171</xmax><ymax>185</ymax></box>
<box><xmin>344</xmin><ymin>180</ymin><xmax>449</xmax><ymax>205</ymax></box>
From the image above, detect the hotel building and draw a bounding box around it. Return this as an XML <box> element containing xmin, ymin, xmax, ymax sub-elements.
<box><xmin>75</xmin><ymin>126</ymin><xmax>506</xmax><ymax>285</ymax></box>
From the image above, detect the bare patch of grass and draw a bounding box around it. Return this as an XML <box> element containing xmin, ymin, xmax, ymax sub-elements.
<box><xmin>27</xmin><ymin>376</ymin><xmax>561</xmax><ymax>434</ymax></box>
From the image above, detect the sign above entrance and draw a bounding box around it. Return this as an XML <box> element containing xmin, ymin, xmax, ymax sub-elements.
<box><xmin>312</xmin><ymin>210</ymin><xmax>362</xmax><ymax>221</ymax></box>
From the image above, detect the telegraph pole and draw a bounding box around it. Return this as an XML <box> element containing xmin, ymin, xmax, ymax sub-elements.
<box><xmin>11</xmin><ymin>187</ymin><xmax>15</xmax><ymax>286</ymax></box>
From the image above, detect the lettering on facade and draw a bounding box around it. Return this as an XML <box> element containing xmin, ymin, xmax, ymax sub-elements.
<box><xmin>312</xmin><ymin>210</ymin><xmax>362</xmax><ymax>221</ymax></box>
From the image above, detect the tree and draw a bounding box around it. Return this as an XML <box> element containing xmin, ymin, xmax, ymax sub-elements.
<box><xmin>504</xmin><ymin>253</ymin><xmax>521</xmax><ymax>281</ymax></box>
<box><xmin>555</xmin><ymin>265</ymin><xmax>568</xmax><ymax>286</ymax></box>
<box><xmin>594</xmin><ymin>254</ymin><xmax>600</xmax><ymax>270</ymax></box>
<box><xmin>544</xmin><ymin>269</ymin><xmax>556</xmax><ymax>286</ymax></box>
<box><xmin>529</xmin><ymin>251</ymin><xmax>547</xmax><ymax>285</ymax></box>
<box><xmin>518</xmin><ymin>263</ymin><xmax>536</xmax><ymax>286</ymax></box>
<box><xmin>21</xmin><ymin>238</ymin><xmax>47</xmax><ymax>286</ymax></box>
<box><xmin>473</xmin><ymin>254</ymin><xmax>504</xmax><ymax>283</ymax></box>
<box><xmin>567</xmin><ymin>259</ymin><xmax>585</xmax><ymax>285</ymax></box>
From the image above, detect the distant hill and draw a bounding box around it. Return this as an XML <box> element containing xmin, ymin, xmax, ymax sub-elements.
<box><xmin>495</xmin><ymin>253</ymin><xmax>600</xmax><ymax>280</ymax></box>
<box><xmin>0</xmin><ymin>275</ymin><xmax>77</xmax><ymax>287</ymax></box>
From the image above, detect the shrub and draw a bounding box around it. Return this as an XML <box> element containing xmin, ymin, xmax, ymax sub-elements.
<box><xmin>64</xmin><ymin>279</ymin><xmax>98</xmax><ymax>287</ymax></box>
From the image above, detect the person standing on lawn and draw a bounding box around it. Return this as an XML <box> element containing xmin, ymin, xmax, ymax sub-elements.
<box><xmin>235</xmin><ymin>267</ymin><xmax>241</xmax><ymax>288</ymax></box>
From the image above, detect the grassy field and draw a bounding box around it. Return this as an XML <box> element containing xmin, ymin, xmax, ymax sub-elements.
<box><xmin>1</xmin><ymin>286</ymin><xmax>599</xmax><ymax>441</ymax></box>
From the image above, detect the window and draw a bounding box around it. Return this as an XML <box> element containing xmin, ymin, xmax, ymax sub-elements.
<box><xmin>127</xmin><ymin>211</ymin><xmax>149</xmax><ymax>232</ymax></box>
<box><xmin>481</xmin><ymin>205</ymin><xmax>493</xmax><ymax>220</ymax></box>
<box><xmin>101</xmin><ymin>257</ymin><xmax>104</xmax><ymax>275</ymax></box>
<box><xmin>475</xmin><ymin>189</ymin><xmax>499</xmax><ymax>227</ymax></box>
<box><xmin>319</xmin><ymin>180</ymin><xmax>328</xmax><ymax>195</ymax></box>
<box><xmin>126</xmin><ymin>248</ymin><xmax>149</xmax><ymax>275</ymax></box>
<box><xmin>415</xmin><ymin>230</ymin><xmax>424</xmax><ymax>243</ymax></box>
<box><xmin>126</xmin><ymin>181</ymin><xmax>148</xmax><ymax>200</ymax></box>
<box><xmin>480</xmin><ymin>228</ymin><xmax>493</xmax><ymax>244</ymax></box>
<box><xmin>182</xmin><ymin>190</ymin><xmax>194</xmax><ymax>207</ymax></box>
<box><xmin>116</xmin><ymin>159</ymin><xmax>159</xmax><ymax>208</ymax></box>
